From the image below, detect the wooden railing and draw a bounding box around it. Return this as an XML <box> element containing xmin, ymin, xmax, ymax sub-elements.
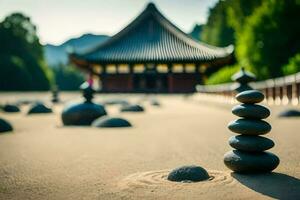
<box><xmin>196</xmin><ymin>72</ymin><xmax>300</xmax><ymax>105</ymax></box>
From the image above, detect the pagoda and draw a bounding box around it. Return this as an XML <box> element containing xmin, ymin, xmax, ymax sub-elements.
<box><xmin>70</xmin><ymin>3</ymin><xmax>234</xmax><ymax>93</ymax></box>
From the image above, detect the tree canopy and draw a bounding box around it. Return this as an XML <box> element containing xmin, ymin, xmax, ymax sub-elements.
<box><xmin>236</xmin><ymin>0</ymin><xmax>300</xmax><ymax>79</ymax></box>
<box><xmin>201</xmin><ymin>0</ymin><xmax>234</xmax><ymax>47</ymax></box>
<box><xmin>0</xmin><ymin>13</ymin><xmax>52</xmax><ymax>91</ymax></box>
<box><xmin>205</xmin><ymin>0</ymin><xmax>300</xmax><ymax>84</ymax></box>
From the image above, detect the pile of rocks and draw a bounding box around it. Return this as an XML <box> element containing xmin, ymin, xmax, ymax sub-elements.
<box><xmin>61</xmin><ymin>82</ymin><xmax>107</xmax><ymax>126</ymax></box>
<box><xmin>224</xmin><ymin>90</ymin><xmax>280</xmax><ymax>173</ymax></box>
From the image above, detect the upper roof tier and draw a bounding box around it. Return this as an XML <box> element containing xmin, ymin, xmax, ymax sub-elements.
<box><xmin>71</xmin><ymin>3</ymin><xmax>234</xmax><ymax>64</ymax></box>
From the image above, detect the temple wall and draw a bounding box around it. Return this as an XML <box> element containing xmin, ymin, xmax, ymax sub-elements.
<box><xmin>101</xmin><ymin>73</ymin><xmax>200</xmax><ymax>93</ymax></box>
<box><xmin>170</xmin><ymin>74</ymin><xmax>198</xmax><ymax>93</ymax></box>
<box><xmin>103</xmin><ymin>74</ymin><xmax>132</xmax><ymax>92</ymax></box>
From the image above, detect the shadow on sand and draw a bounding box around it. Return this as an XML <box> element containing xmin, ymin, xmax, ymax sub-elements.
<box><xmin>232</xmin><ymin>172</ymin><xmax>300</xmax><ymax>199</ymax></box>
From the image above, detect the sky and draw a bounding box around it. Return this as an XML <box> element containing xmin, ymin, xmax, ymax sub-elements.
<box><xmin>0</xmin><ymin>0</ymin><xmax>218</xmax><ymax>45</ymax></box>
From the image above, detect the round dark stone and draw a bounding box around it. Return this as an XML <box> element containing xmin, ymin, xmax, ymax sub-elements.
<box><xmin>228</xmin><ymin>119</ymin><xmax>271</xmax><ymax>135</ymax></box>
<box><xmin>224</xmin><ymin>150</ymin><xmax>280</xmax><ymax>173</ymax></box>
<box><xmin>278</xmin><ymin>109</ymin><xmax>300</xmax><ymax>117</ymax></box>
<box><xmin>0</xmin><ymin>118</ymin><xmax>13</xmax><ymax>133</ymax></box>
<box><xmin>167</xmin><ymin>165</ymin><xmax>210</xmax><ymax>182</ymax></box>
<box><xmin>120</xmin><ymin>104</ymin><xmax>144</xmax><ymax>112</ymax></box>
<box><xmin>62</xmin><ymin>102</ymin><xmax>107</xmax><ymax>126</ymax></box>
<box><xmin>27</xmin><ymin>103</ymin><xmax>52</xmax><ymax>114</ymax></box>
<box><xmin>236</xmin><ymin>90</ymin><xmax>264</xmax><ymax>104</ymax></box>
<box><xmin>92</xmin><ymin>116</ymin><xmax>132</xmax><ymax>128</ymax></box>
<box><xmin>232</xmin><ymin>104</ymin><xmax>270</xmax><ymax>119</ymax></box>
<box><xmin>229</xmin><ymin>135</ymin><xmax>274</xmax><ymax>152</ymax></box>
<box><xmin>2</xmin><ymin>104</ymin><xmax>20</xmax><ymax>113</ymax></box>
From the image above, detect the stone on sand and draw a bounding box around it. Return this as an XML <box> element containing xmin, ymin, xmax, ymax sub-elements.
<box><xmin>0</xmin><ymin>118</ymin><xmax>13</xmax><ymax>133</ymax></box>
<box><xmin>167</xmin><ymin>165</ymin><xmax>210</xmax><ymax>182</ymax></box>
<box><xmin>278</xmin><ymin>109</ymin><xmax>300</xmax><ymax>117</ymax></box>
<box><xmin>2</xmin><ymin>104</ymin><xmax>20</xmax><ymax>113</ymax></box>
<box><xmin>92</xmin><ymin>116</ymin><xmax>132</xmax><ymax>128</ymax></box>
<box><xmin>62</xmin><ymin>103</ymin><xmax>107</xmax><ymax>126</ymax></box>
<box><xmin>120</xmin><ymin>104</ymin><xmax>144</xmax><ymax>112</ymax></box>
<box><xmin>27</xmin><ymin>103</ymin><xmax>52</xmax><ymax>114</ymax></box>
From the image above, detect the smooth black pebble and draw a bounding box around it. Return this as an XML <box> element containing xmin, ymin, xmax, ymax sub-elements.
<box><xmin>232</xmin><ymin>104</ymin><xmax>270</xmax><ymax>119</ymax></box>
<box><xmin>0</xmin><ymin>118</ymin><xmax>13</xmax><ymax>133</ymax></box>
<box><xmin>236</xmin><ymin>90</ymin><xmax>264</xmax><ymax>104</ymax></box>
<box><xmin>224</xmin><ymin>150</ymin><xmax>279</xmax><ymax>173</ymax></box>
<box><xmin>228</xmin><ymin>119</ymin><xmax>271</xmax><ymax>135</ymax></box>
<box><xmin>167</xmin><ymin>165</ymin><xmax>210</xmax><ymax>182</ymax></box>
<box><xmin>229</xmin><ymin>135</ymin><xmax>274</xmax><ymax>152</ymax></box>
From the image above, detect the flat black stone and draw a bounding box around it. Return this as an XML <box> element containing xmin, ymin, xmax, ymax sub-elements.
<box><xmin>231</xmin><ymin>68</ymin><xmax>256</xmax><ymax>83</ymax></box>
<box><xmin>229</xmin><ymin>135</ymin><xmax>274</xmax><ymax>152</ymax></box>
<box><xmin>236</xmin><ymin>90</ymin><xmax>264</xmax><ymax>104</ymax></box>
<box><xmin>232</xmin><ymin>104</ymin><xmax>270</xmax><ymax>119</ymax></box>
<box><xmin>224</xmin><ymin>150</ymin><xmax>280</xmax><ymax>173</ymax></box>
<box><xmin>228</xmin><ymin>119</ymin><xmax>271</xmax><ymax>135</ymax></box>
<box><xmin>92</xmin><ymin>116</ymin><xmax>132</xmax><ymax>128</ymax></box>
<box><xmin>2</xmin><ymin>104</ymin><xmax>20</xmax><ymax>113</ymax></box>
<box><xmin>278</xmin><ymin>109</ymin><xmax>300</xmax><ymax>117</ymax></box>
<box><xmin>102</xmin><ymin>99</ymin><xmax>129</xmax><ymax>106</ymax></box>
<box><xmin>120</xmin><ymin>104</ymin><xmax>144</xmax><ymax>112</ymax></box>
<box><xmin>0</xmin><ymin>118</ymin><xmax>13</xmax><ymax>133</ymax></box>
<box><xmin>62</xmin><ymin>102</ymin><xmax>107</xmax><ymax>126</ymax></box>
<box><xmin>167</xmin><ymin>165</ymin><xmax>210</xmax><ymax>182</ymax></box>
<box><xmin>27</xmin><ymin>103</ymin><xmax>52</xmax><ymax>114</ymax></box>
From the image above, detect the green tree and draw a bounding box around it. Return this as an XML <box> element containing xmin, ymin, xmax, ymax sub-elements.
<box><xmin>206</xmin><ymin>65</ymin><xmax>241</xmax><ymax>85</ymax></box>
<box><xmin>282</xmin><ymin>54</ymin><xmax>300</xmax><ymax>75</ymax></box>
<box><xmin>0</xmin><ymin>13</ymin><xmax>52</xmax><ymax>90</ymax></box>
<box><xmin>201</xmin><ymin>0</ymin><xmax>234</xmax><ymax>47</ymax></box>
<box><xmin>236</xmin><ymin>0</ymin><xmax>300</xmax><ymax>79</ymax></box>
<box><xmin>226</xmin><ymin>0</ymin><xmax>263</xmax><ymax>34</ymax></box>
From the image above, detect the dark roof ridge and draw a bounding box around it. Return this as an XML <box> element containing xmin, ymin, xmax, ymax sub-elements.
<box><xmin>79</xmin><ymin>3</ymin><xmax>233</xmax><ymax>57</ymax></box>
<box><xmin>79</xmin><ymin>3</ymin><xmax>157</xmax><ymax>56</ymax></box>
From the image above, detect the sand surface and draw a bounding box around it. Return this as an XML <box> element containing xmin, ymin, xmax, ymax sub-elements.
<box><xmin>0</xmin><ymin>92</ymin><xmax>300</xmax><ymax>200</ymax></box>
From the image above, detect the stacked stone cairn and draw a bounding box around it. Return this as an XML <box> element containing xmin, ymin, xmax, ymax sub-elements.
<box><xmin>51</xmin><ymin>85</ymin><xmax>60</xmax><ymax>103</ymax></box>
<box><xmin>224</xmin><ymin>90</ymin><xmax>280</xmax><ymax>173</ymax></box>
<box><xmin>61</xmin><ymin>82</ymin><xmax>107</xmax><ymax>126</ymax></box>
<box><xmin>231</xmin><ymin>67</ymin><xmax>256</xmax><ymax>93</ymax></box>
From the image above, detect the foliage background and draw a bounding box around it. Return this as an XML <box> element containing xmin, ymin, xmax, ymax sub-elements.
<box><xmin>200</xmin><ymin>0</ymin><xmax>300</xmax><ymax>84</ymax></box>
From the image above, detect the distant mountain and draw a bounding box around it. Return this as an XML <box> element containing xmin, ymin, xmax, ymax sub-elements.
<box><xmin>189</xmin><ymin>24</ymin><xmax>204</xmax><ymax>41</ymax></box>
<box><xmin>44</xmin><ymin>33</ymin><xmax>109</xmax><ymax>66</ymax></box>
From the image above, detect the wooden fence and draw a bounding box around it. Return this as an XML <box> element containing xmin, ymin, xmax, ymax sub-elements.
<box><xmin>196</xmin><ymin>72</ymin><xmax>300</xmax><ymax>106</ymax></box>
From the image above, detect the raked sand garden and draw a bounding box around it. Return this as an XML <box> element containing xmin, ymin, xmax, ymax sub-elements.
<box><xmin>0</xmin><ymin>92</ymin><xmax>300</xmax><ymax>200</ymax></box>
